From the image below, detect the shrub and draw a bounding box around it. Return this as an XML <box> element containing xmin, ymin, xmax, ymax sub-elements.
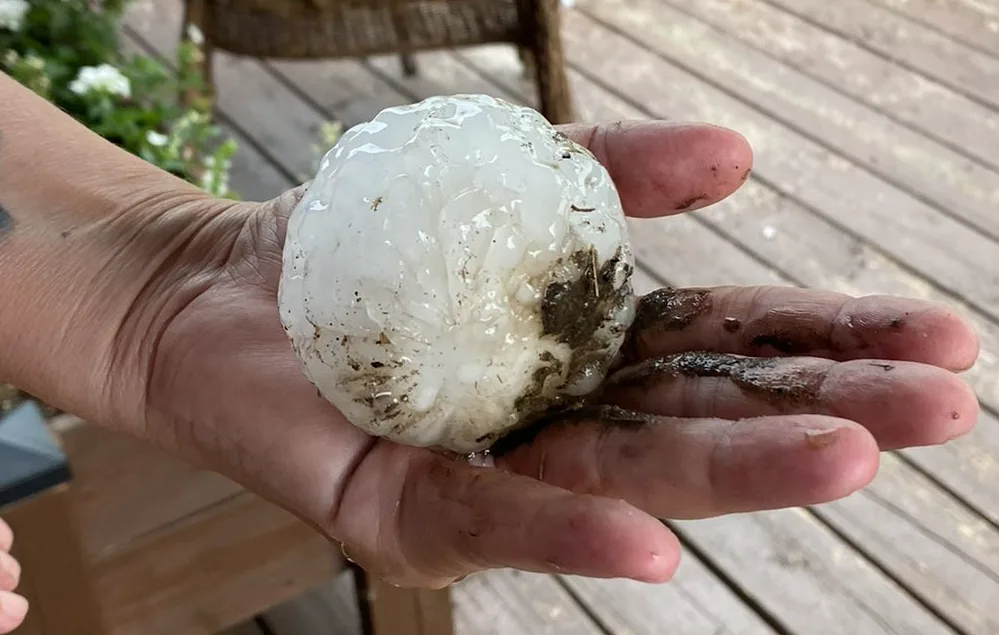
<box><xmin>0</xmin><ymin>0</ymin><xmax>237</xmax><ymax>198</ymax></box>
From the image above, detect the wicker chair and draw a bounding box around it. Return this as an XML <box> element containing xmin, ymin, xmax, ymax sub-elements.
<box><xmin>181</xmin><ymin>0</ymin><xmax>575</xmax><ymax>123</ymax></box>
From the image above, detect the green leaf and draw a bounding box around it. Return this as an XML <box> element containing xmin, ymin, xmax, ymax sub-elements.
<box><xmin>2</xmin><ymin>0</ymin><xmax>241</xmax><ymax>200</ymax></box>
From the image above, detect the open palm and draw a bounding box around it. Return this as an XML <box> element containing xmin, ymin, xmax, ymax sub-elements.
<box><xmin>143</xmin><ymin>121</ymin><xmax>979</xmax><ymax>588</ymax></box>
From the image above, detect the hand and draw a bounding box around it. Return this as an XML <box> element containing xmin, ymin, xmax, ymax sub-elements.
<box><xmin>129</xmin><ymin>121</ymin><xmax>979</xmax><ymax>588</ymax></box>
<box><xmin>0</xmin><ymin>518</ymin><xmax>25</xmax><ymax>634</ymax></box>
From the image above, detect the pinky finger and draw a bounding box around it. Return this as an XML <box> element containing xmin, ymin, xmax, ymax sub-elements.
<box><xmin>0</xmin><ymin>592</ymin><xmax>27</xmax><ymax>634</ymax></box>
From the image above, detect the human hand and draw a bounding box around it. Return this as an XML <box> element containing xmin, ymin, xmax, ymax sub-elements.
<box><xmin>120</xmin><ymin>121</ymin><xmax>979</xmax><ymax>588</ymax></box>
<box><xmin>0</xmin><ymin>518</ymin><xmax>25</xmax><ymax>634</ymax></box>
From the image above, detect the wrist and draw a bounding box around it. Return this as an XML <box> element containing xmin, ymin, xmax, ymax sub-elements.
<box><xmin>0</xmin><ymin>186</ymin><xmax>243</xmax><ymax>431</ymax></box>
<box><xmin>0</xmin><ymin>71</ymin><xmax>256</xmax><ymax>432</ymax></box>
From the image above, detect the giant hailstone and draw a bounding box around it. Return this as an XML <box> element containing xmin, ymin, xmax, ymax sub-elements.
<box><xmin>278</xmin><ymin>94</ymin><xmax>636</xmax><ymax>453</ymax></box>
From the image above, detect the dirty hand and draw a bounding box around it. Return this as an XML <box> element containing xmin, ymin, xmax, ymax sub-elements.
<box><xmin>0</xmin><ymin>518</ymin><xmax>25</xmax><ymax>634</ymax></box>
<box><xmin>133</xmin><ymin>121</ymin><xmax>979</xmax><ymax>588</ymax></box>
<box><xmin>0</xmin><ymin>73</ymin><xmax>979</xmax><ymax>589</ymax></box>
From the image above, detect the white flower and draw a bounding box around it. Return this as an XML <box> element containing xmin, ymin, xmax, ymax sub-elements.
<box><xmin>69</xmin><ymin>64</ymin><xmax>131</xmax><ymax>99</ymax></box>
<box><xmin>23</xmin><ymin>53</ymin><xmax>44</xmax><ymax>71</ymax></box>
<box><xmin>0</xmin><ymin>0</ymin><xmax>29</xmax><ymax>32</ymax></box>
<box><xmin>145</xmin><ymin>131</ymin><xmax>168</xmax><ymax>147</ymax></box>
<box><xmin>185</xmin><ymin>23</ymin><xmax>204</xmax><ymax>46</ymax></box>
<box><xmin>200</xmin><ymin>155</ymin><xmax>232</xmax><ymax>195</ymax></box>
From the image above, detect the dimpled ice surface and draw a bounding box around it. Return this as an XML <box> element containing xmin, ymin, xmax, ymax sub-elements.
<box><xmin>278</xmin><ymin>94</ymin><xmax>636</xmax><ymax>453</ymax></box>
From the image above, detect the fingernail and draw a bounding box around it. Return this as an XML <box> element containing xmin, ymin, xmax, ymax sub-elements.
<box><xmin>632</xmin><ymin>551</ymin><xmax>675</xmax><ymax>584</ymax></box>
<box><xmin>0</xmin><ymin>592</ymin><xmax>27</xmax><ymax>621</ymax></box>
<box><xmin>804</xmin><ymin>428</ymin><xmax>842</xmax><ymax>451</ymax></box>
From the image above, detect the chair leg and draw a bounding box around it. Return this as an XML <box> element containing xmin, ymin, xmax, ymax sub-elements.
<box><xmin>5</xmin><ymin>485</ymin><xmax>106</xmax><ymax>635</ymax></box>
<box><xmin>351</xmin><ymin>563</ymin><xmax>454</xmax><ymax>635</ymax></box>
<box><xmin>400</xmin><ymin>53</ymin><xmax>419</xmax><ymax>77</ymax></box>
<box><xmin>180</xmin><ymin>0</ymin><xmax>216</xmax><ymax>110</ymax></box>
<box><xmin>518</xmin><ymin>45</ymin><xmax>536</xmax><ymax>79</ymax></box>
<box><xmin>525</xmin><ymin>0</ymin><xmax>574</xmax><ymax>124</ymax></box>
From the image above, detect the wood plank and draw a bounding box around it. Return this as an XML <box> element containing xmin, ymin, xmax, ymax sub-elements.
<box><xmin>263</xmin><ymin>571</ymin><xmax>361</xmax><ymax>635</ymax></box>
<box><xmin>266</xmin><ymin>570</ymin><xmax>605</xmax><ymax>635</ymax></box>
<box><xmin>905</xmin><ymin>418</ymin><xmax>999</xmax><ymax>526</ymax></box>
<box><xmin>49</xmin><ymin>415</ymin><xmax>242</xmax><ymax>561</ymax></box>
<box><xmin>816</xmin><ymin>455</ymin><xmax>999</xmax><ymax>635</ymax></box>
<box><xmin>218</xmin><ymin>623</ymin><xmax>267</xmax><ymax>635</ymax></box>
<box><xmin>858</xmin><ymin>0</ymin><xmax>999</xmax><ymax>57</ymax></box>
<box><xmin>3</xmin><ymin>485</ymin><xmax>106</xmax><ymax>635</ymax></box>
<box><xmin>674</xmin><ymin>509</ymin><xmax>953</xmax><ymax>634</ymax></box>
<box><xmin>764</xmin><ymin>0</ymin><xmax>999</xmax><ymax>110</ymax></box>
<box><xmin>270</xmin><ymin>58</ymin><xmax>414</xmax><ymax>128</ymax></box>
<box><xmin>356</xmin><ymin>568</ymin><xmax>455</xmax><ymax>635</ymax></box>
<box><xmin>222</xmin><ymin>122</ymin><xmax>293</xmax><ymax>202</ymax></box>
<box><xmin>663</xmin><ymin>0</ymin><xmax>999</xmax><ymax>173</ymax></box>
<box><xmin>451</xmin><ymin>43</ymin><xmax>999</xmax><ymax>521</ymax></box>
<box><xmin>93</xmin><ymin>491</ymin><xmax>340</xmax><ymax>635</ymax></box>
<box><xmin>571</xmin><ymin>1</ymin><xmax>999</xmax><ymax>323</ymax></box>
<box><xmin>452</xmin><ymin>571</ymin><xmax>604</xmax><ymax>635</ymax></box>
<box><xmin>560</xmin><ymin>568</ymin><xmax>778</xmax><ymax>635</ymax></box>
<box><xmin>642</xmin><ymin>0</ymin><xmax>999</xmax><ymax>244</ymax></box>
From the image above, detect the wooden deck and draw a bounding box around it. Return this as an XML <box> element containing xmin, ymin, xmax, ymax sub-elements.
<box><xmin>122</xmin><ymin>0</ymin><xmax>999</xmax><ymax>633</ymax></box>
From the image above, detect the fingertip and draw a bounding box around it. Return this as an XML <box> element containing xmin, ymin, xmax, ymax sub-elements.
<box><xmin>0</xmin><ymin>552</ymin><xmax>20</xmax><ymax>592</ymax></box>
<box><xmin>942</xmin><ymin>376</ymin><xmax>981</xmax><ymax>443</ymax></box>
<box><xmin>851</xmin><ymin>362</ymin><xmax>982</xmax><ymax>448</ymax></box>
<box><xmin>933</xmin><ymin>311</ymin><xmax>981</xmax><ymax>372</ymax></box>
<box><xmin>0</xmin><ymin>521</ymin><xmax>10</xmax><ymax>553</ymax></box>
<box><xmin>702</xmin><ymin>122</ymin><xmax>755</xmax><ymax>185</ymax></box>
<box><xmin>607</xmin><ymin>500</ymin><xmax>682</xmax><ymax>583</ymax></box>
<box><xmin>852</xmin><ymin>296</ymin><xmax>981</xmax><ymax>371</ymax></box>
<box><xmin>550</xmin><ymin>496</ymin><xmax>680</xmax><ymax>583</ymax></box>
<box><xmin>818</xmin><ymin>422</ymin><xmax>880</xmax><ymax>499</ymax></box>
<box><xmin>0</xmin><ymin>592</ymin><xmax>27</xmax><ymax>634</ymax></box>
<box><xmin>559</xmin><ymin>119</ymin><xmax>755</xmax><ymax>217</ymax></box>
<box><xmin>654</xmin><ymin>122</ymin><xmax>755</xmax><ymax>214</ymax></box>
<box><xmin>736</xmin><ymin>416</ymin><xmax>880</xmax><ymax>508</ymax></box>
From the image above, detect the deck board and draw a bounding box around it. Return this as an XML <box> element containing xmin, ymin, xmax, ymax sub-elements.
<box><xmin>219</xmin><ymin>623</ymin><xmax>266</xmax><ymax>635</ymax></box>
<box><xmin>670</xmin><ymin>0</ymin><xmax>999</xmax><ymax>171</ymax></box>
<box><xmin>674</xmin><ymin>510</ymin><xmax>954</xmax><ymax>635</ymax></box>
<box><xmin>119</xmin><ymin>0</ymin><xmax>999</xmax><ymax>633</ymax></box>
<box><xmin>654</xmin><ymin>0</ymin><xmax>999</xmax><ymax>235</ymax></box>
<box><xmin>569</xmin><ymin>3</ymin><xmax>999</xmax><ymax>330</ymax></box>
<box><xmin>866</xmin><ymin>0</ymin><xmax>999</xmax><ymax>57</ymax></box>
<box><xmin>764</xmin><ymin>0</ymin><xmax>999</xmax><ymax>110</ymax></box>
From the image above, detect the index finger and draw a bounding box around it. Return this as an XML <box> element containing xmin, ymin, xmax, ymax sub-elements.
<box><xmin>559</xmin><ymin>121</ymin><xmax>754</xmax><ymax>217</ymax></box>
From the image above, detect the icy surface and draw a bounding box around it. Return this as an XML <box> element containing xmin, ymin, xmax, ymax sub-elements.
<box><xmin>279</xmin><ymin>94</ymin><xmax>635</xmax><ymax>452</ymax></box>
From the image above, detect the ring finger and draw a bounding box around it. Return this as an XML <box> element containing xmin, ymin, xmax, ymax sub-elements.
<box><xmin>604</xmin><ymin>351</ymin><xmax>979</xmax><ymax>449</ymax></box>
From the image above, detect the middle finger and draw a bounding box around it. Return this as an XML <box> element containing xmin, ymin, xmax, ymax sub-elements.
<box><xmin>625</xmin><ymin>286</ymin><xmax>979</xmax><ymax>371</ymax></box>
